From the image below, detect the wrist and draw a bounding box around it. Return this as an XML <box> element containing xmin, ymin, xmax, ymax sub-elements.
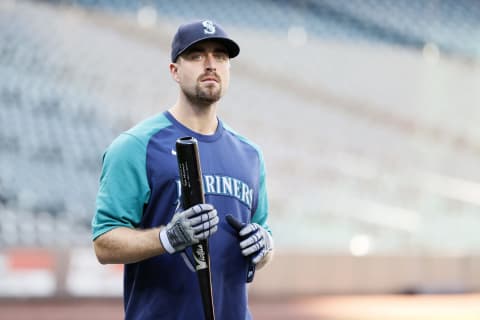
<box><xmin>159</xmin><ymin>227</ymin><xmax>176</xmax><ymax>254</ymax></box>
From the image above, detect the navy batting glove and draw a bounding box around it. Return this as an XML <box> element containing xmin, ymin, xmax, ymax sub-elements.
<box><xmin>226</xmin><ymin>215</ymin><xmax>255</xmax><ymax>282</ymax></box>
<box><xmin>160</xmin><ymin>204</ymin><xmax>219</xmax><ymax>254</ymax></box>
<box><xmin>226</xmin><ymin>215</ymin><xmax>273</xmax><ymax>265</ymax></box>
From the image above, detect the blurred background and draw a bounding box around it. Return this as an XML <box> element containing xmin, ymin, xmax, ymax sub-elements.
<box><xmin>1</xmin><ymin>0</ymin><xmax>480</xmax><ymax>319</ymax></box>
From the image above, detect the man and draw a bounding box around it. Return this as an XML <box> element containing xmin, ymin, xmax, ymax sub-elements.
<box><xmin>92</xmin><ymin>20</ymin><xmax>274</xmax><ymax>319</ymax></box>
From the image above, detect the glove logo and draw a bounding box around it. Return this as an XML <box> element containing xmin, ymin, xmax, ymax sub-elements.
<box><xmin>202</xmin><ymin>20</ymin><xmax>216</xmax><ymax>35</ymax></box>
<box><xmin>193</xmin><ymin>245</ymin><xmax>207</xmax><ymax>270</ymax></box>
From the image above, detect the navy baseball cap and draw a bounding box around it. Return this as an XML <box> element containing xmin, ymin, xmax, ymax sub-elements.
<box><xmin>171</xmin><ymin>20</ymin><xmax>240</xmax><ymax>62</ymax></box>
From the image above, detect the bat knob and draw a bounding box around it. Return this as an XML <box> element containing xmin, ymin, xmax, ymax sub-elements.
<box><xmin>226</xmin><ymin>214</ymin><xmax>245</xmax><ymax>231</ymax></box>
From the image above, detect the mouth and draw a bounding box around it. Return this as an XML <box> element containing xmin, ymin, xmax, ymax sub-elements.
<box><xmin>200</xmin><ymin>78</ymin><xmax>218</xmax><ymax>83</ymax></box>
<box><xmin>200</xmin><ymin>75</ymin><xmax>219</xmax><ymax>83</ymax></box>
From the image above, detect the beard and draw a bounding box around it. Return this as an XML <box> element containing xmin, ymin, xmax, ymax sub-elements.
<box><xmin>182</xmin><ymin>76</ymin><xmax>223</xmax><ymax>107</ymax></box>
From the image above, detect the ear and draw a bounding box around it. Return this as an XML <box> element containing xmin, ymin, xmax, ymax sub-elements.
<box><xmin>169</xmin><ymin>63</ymin><xmax>180</xmax><ymax>83</ymax></box>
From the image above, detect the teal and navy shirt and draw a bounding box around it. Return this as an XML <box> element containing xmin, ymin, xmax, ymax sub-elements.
<box><xmin>92</xmin><ymin>111</ymin><xmax>270</xmax><ymax>320</ymax></box>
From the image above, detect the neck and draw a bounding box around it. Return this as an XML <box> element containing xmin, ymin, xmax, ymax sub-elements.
<box><xmin>169</xmin><ymin>98</ymin><xmax>218</xmax><ymax>135</ymax></box>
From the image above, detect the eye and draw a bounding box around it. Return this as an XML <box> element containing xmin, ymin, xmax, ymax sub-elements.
<box><xmin>214</xmin><ymin>52</ymin><xmax>229</xmax><ymax>62</ymax></box>
<box><xmin>190</xmin><ymin>53</ymin><xmax>204</xmax><ymax>61</ymax></box>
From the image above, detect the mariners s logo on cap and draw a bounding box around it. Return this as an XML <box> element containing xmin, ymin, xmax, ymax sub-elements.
<box><xmin>202</xmin><ymin>20</ymin><xmax>216</xmax><ymax>35</ymax></box>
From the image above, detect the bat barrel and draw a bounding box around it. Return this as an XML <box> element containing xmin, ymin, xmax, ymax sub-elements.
<box><xmin>176</xmin><ymin>137</ymin><xmax>205</xmax><ymax>208</ymax></box>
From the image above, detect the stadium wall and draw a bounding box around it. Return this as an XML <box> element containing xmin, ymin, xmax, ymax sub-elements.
<box><xmin>1</xmin><ymin>248</ymin><xmax>479</xmax><ymax>298</ymax></box>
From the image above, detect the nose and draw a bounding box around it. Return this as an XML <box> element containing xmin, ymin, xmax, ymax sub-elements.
<box><xmin>204</xmin><ymin>53</ymin><xmax>216</xmax><ymax>72</ymax></box>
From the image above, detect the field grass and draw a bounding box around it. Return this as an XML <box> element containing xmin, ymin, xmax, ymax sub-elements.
<box><xmin>1</xmin><ymin>294</ymin><xmax>479</xmax><ymax>320</ymax></box>
<box><xmin>251</xmin><ymin>294</ymin><xmax>480</xmax><ymax>320</ymax></box>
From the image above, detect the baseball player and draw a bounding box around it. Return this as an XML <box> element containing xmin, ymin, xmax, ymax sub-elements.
<box><xmin>92</xmin><ymin>20</ymin><xmax>274</xmax><ymax>319</ymax></box>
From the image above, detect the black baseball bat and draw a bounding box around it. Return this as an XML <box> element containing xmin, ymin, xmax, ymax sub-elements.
<box><xmin>175</xmin><ymin>136</ymin><xmax>215</xmax><ymax>320</ymax></box>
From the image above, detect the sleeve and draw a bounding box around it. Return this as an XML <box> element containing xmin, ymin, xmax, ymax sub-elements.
<box><xmin>251</xmin><ymin>150</ymin><xmax>272</xmax><ymax>235</ymax></box>
<box><xmin>91</xmin><ymin>133</ymin><xmax>151</xmax><ymax>240</ymax></box>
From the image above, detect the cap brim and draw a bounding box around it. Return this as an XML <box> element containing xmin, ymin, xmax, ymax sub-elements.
<box><xmin>174</xmin><ymin>36</ymin><xmax>240</xmax><ymax>62</ymax></box>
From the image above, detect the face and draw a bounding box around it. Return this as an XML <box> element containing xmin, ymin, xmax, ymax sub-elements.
<box><xmin>170</xmin><ymin>40</ymin><xmax>231</xmax><ymax>107</ymax></box>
